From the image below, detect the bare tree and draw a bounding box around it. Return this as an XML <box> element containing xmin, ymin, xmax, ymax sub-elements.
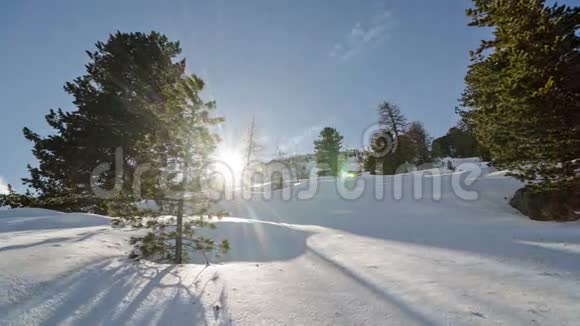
<box><xmin>243</xmin><ymin>115</ymin><xmax>265</xmax><ymax>166</ymax></box>
<box><xmin>378</xmin><ymin>101</ymin><xmax>407</xmax><ymax>140</ymax></box>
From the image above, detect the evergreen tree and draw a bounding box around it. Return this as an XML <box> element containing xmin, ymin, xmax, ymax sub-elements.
<box><xmin>432</xmin><ymin>126</ymin><xmax>487</xmax><ymax>159</ymax></box>
<box><xmin>314</xmin><ymin>127</ymin><xmax>344</xmax><ymax>176</ymax></box>
<box><xmin>0</xmin><ymin>185</ymin><xmax>38</xmax><ymax>208</ymax></box>
<box><xmin>406</xmin><ymin>121</ymin><xmax>432</xmax><ymax>166</ymax></box>
<box><xmin>365</xmin><ymin>101</ymin><xmax>416</xmax><ymax>175</ymax></box>
<box><xmin>123</xmin><ymin>73</ymin><xmax>230</xmax><ymax>265</ymax></box>
<box><xmin>16</xmin><ymin>31</ymin><xmax>187</xmax><ymax>212</ymax></box>
<box><xmin>460</xmin><ymin>0</ymin><xmax>580</xmax><ymax>191</ymax></box>
<box><xmin>380</xmin><ymin>134</ymin><xmax>416</xmax><ymax>174</ymax></box>
<box><xmin>363</xmin><ymin>155</ymin><xmax>378</xmax><ymax>175</ymax></box>
<box><xmin>363</xmin><ymin>129</ymin><xmax>397</xmax><ymax>175</ymax></box>
<box><xmin>1</xmin><ymin>31</ymin><xmax>229</xmax><ymax>264</ymax></box>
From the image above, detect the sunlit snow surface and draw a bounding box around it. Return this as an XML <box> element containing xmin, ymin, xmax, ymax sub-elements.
<box><xmin>1</xmin><ymin>166</ymin><xmax>580</xmax><ymax>325</ymax></box>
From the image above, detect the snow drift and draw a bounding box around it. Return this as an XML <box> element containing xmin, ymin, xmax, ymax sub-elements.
<box><xmin>1</xmin><ymin>167</ymin><xmax>579</xmax><ymax>325</ymax></box>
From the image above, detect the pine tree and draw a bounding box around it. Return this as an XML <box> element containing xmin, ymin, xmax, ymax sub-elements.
<box><xmin>460</xmin><ymin>0</ymin><xmax>580</xmax><ymax>192</ymax></box>
<box><xmin>366</xmin><ymin>101</ymin><xmax>416</xmax><ymax>175</ymax></box>
<box><xmin>123</xmin><ymin>74</ymin><xmax>230</xmax><ymax>265</ymax></box>
<box><xmin>2</xmin><ymin>31</ymin><xmax>229</xmax><ymax>263</ymax></box>
<box><xmin>314</xmin><ymin>127</ymin><xmax>344</xmax><ymax>176</ymax></box>
<box><xmin>432</xmin><ymin>126</ymin><xmax>487</xmax><ymax>159</ymax></box>
<box><xmin>0</xmin><ymin>185</ymin><xmax>38</xmax><ymax>208</ymax></box>
<box><xmin>16</xmin><ymin>31</ymin><xmax>188</xmax><ymax>212</ymax></box>
<box><xmin>406</xmin><ymin>121</ymin><xmax>432</xmax><ymax>166</ymax></box>
<box><xmin>380</xmin><ymin>134</ymin><xmax>416</xmax><ymax>175</ymax></box>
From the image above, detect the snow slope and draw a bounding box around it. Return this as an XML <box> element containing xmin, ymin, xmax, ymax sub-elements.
<box><xmin>1</xmin><ymin>171</ymin><xmax>580</xmax><ymax>325</ymax></box>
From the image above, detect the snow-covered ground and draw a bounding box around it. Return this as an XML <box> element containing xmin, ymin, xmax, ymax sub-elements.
<box><xmin>1</xmin><ymin>169</ymin><xmax>580</xmax><ymax>325</ymax></box>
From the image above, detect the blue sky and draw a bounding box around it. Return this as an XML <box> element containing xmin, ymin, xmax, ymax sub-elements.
<box><xmin>1</xmin><ymin>0</ymin><xmax>562</xmax><ymax>191</ymax></box>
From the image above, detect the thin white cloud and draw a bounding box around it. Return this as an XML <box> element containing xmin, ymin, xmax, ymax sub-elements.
<box><xmin>278</xmin><ymin>118</ymin><xmax>335</xmax><ymax>155</ymax></box>
<box><xmin>281</xmin><ymin>124</ymin><xmax>325</xmax><ymax>150</ymax></box>
<box><xmin>330</xmin><ymin>10</ymin><xmax>393</xmax><ymax>60</ymax></box>
<box><xmin>0</xmin><ymin>177</ymin><xmax>9</xmax><ymax>195</ymax></box>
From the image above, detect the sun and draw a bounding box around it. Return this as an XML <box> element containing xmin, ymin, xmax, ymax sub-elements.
<box><xmin>218</xmin><ymin>150</ymin><xmax>245</xmax><ymax>173</ymax></box>
<box><xmin>214</xmin><ymin>150</ymin><xmax>245</xmax><ymax>184</ymax></box>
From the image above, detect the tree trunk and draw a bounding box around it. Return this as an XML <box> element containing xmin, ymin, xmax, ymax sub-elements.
<box><xmin>175</xmin><ymin>196</ymin><xmax>184</xmax><ymax>264</ymax></box>
<box><xmin>202</xmin><ymin>251</ymin><xmax>210</xmax><ymax>266</ymax></box>
<box><xmin>246</xmin><ymin>115</ymin><xmax>255</xmax><ymax>166</ymax></box>
<box><xmin>175</xmin><ymin>163</ymin><xmax>188</xmax><ymax>264</ymax></box>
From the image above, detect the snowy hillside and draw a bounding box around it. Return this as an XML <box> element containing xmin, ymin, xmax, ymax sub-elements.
<box><xmin>1</xmin><ymin>170</ymin><xmax>580</xmax><ymax>325</ymax></box>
